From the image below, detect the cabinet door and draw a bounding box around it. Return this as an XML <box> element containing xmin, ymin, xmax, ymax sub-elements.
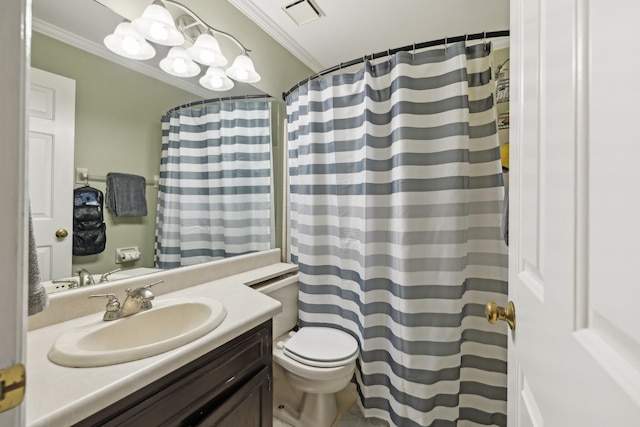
<box><xmin>196</xmin><ymin>366</ymin><xmax>271</xmax><ymax>427</ymax></box>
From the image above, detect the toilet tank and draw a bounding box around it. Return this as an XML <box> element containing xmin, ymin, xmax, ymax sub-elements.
<box><xmin>252</xmin><ymin>274</ymin><xmax>299</xmax><ymax>338</ymax></box>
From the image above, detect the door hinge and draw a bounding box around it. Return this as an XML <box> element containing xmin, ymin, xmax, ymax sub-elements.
<box><xmin>0</xmin><ymin>363</ymin><xmax>26</xmax><ymax>414</ymax></box>
<box><xmin>267</xmin><ymin>373</ymin><xmax>272</xmax><ymax>391</ymax></box>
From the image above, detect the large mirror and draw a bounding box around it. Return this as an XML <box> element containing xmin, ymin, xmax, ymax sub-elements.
<box><xmin>30</xmin><ymin>0</ymin><xmax>312</xmax><ymax>288</ymax></box>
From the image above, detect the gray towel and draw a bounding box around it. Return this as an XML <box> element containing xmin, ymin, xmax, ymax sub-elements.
<box><xmin>28</xmin><ymin>208</ymin><xmax>48</xmax><ymax>316</ymax></box>
<box><xmin>501</xmin><ymin>183</ymin><xmax>509</xmax><ymax>246</ymax></box>
<box><xmin>106</xmin><ymin>173</ymin><xmax>148</xmax><ymax>217</ymax></box>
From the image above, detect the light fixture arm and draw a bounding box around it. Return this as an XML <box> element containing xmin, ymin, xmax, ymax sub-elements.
<box><xmin>161</xmin><ymin>0</ymin><xmax>251</xmax><ymax>54</ymax></box>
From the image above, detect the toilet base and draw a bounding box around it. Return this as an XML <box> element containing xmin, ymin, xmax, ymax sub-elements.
<box><xmin>275</xmin><ymin>392</ymin><xmax>338</xmax><ymax>427</ymax></box>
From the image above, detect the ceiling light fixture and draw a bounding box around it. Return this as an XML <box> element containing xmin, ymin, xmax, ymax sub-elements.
<box><xmin>103</xmin><ymin>0</ymin><xmax>260</xmax><ymax>91</ymax></box>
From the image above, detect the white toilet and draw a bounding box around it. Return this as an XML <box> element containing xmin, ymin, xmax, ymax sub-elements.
<box><xmin>256</xmin><ymin>276</ymin><xmax>359</xmax><ymax>427</ymax></box>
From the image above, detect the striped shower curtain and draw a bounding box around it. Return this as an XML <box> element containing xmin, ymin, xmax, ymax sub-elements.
<box><xmin>286</xmin><ymin>42</ymin><xmax>508</xmax><ymax>426</ymax></box>
<box><xmin>155</xmin><ymin>101</ymin><xmax>272</xmax><ymax>269</ymax></box>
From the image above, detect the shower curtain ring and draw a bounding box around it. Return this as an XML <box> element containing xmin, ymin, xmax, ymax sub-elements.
<box><xmin>444</xmin><ymin>36</ymin><xmax>448</xmax><ymax>53</ymax></box>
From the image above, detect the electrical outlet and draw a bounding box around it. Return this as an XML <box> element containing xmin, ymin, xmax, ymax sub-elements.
<box><xmin>76</xmin><ymin>167</ymin><xmax>88</xmax><ymax>184</ymax></box>
<box><xmin>43</xmin><ymin>280</ymin><xmax>77</xmax><ymax>294</ymax></box>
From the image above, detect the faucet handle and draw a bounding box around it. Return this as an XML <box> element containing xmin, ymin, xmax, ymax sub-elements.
<box><xmin>141</xmin><ymin>281</ymin><xmax>163</xmax><ymax>309</ymax></box>
<box><xmin>144</xmin><ymin>280</ymin><xmax>164</xmax><ymax>289</ymax></box>
<box><xmin>99</xmin><ymin>268</ymin><xmax>122</xmax><ymax>283</ymax></box>
<box><xmin>89</xmin><ymin>294</ymin><xmax>121</xmax><ymax>320</ymax></box>
<box><xmin>125</xmin><ymin>280</ymin><xmax>163</xmax><ymax>296</ymax></box>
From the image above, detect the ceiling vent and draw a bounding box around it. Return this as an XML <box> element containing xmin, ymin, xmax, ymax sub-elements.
<box><xmin>283</xmin><ymin>0</ymin><xmax>324</xmax><ymax>26</ymax></box>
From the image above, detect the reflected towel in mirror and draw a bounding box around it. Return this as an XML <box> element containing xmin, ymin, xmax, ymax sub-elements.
<box><xmin>106</xmin><ymin>172</ymin><xmax>148</xmax><ymax>217</ymax></box>
<box><xmin>28</xmin><ymin>206</ymin><xmax>48</xmax><ymax>315</ymax></box>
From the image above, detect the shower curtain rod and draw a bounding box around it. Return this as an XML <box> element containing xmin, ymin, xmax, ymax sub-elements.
<box><xmin>165</xmin><ymin>94</ymin><xmax>275</xmax><ymax>115</ymax></box>
<box><xmin>282</xmin><ymin>29</ymin><xmax>510</xmax><ymax>100</ymax></box>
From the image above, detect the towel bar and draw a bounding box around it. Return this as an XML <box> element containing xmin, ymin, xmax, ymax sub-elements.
<box><xmin>76</xmin><ymin>167</ymin><xmax>159</xmax><ymax>188</ymax></box>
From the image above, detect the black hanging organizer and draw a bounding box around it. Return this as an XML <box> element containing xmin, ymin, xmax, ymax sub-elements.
<box><xmin>73</xmin><ymin>186</ymin><xmax>106</xmax><ymax>255</ymax></box>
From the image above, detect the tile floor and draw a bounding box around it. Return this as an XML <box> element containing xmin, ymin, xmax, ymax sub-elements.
<box><xmin>272</xmin><ymin>383</ymin><xmax>389</xmax><ymax>427</ymax></box>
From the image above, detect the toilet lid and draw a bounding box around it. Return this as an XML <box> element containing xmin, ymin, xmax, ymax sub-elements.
<box><xmin>283</xmin><ymin>327</ymin><xmax>359</xmax><ymax>368</ymax></box>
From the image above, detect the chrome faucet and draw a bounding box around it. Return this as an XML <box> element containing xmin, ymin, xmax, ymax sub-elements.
<box><xmin>75</xmin><ymin>268</ymin><xmax>95</xmax><ymax>287</ymax></box>
<box><xmin>99</xmin><ymin>268</ymin><xmax>122</xmax><ymax>283</ymax></box>
<box><xmin>89</xmin><ymin>280</ymin><xmax>163</xmax><ymax>321</ymax></box>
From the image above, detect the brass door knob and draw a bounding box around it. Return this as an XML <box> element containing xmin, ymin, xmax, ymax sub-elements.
<box><xmin>485</xmin><ymin>301</ymin><xmax>516</xmax><ymax>330</ymax></box>
<box><xmin>55</xmin><ymin>229</ymin><xmax>69</xmax><ymax>239</ymax></box>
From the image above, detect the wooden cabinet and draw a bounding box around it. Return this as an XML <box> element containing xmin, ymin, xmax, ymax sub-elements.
<box><xmin>74</xmin><ymin>321</ymin><xmax>273</xmax><ymax>427</ymax></box>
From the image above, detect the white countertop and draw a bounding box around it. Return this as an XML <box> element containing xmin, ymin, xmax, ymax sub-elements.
<box><xmin>26</xmin><ymin>276</ymin><xmax>282</xmax><ymax>426</ymax></box>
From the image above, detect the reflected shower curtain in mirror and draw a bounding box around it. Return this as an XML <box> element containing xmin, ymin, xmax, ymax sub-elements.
<box><xmin>155</xmin><ymin>101</ymin><xmax>272</xmax><ymax>268</ymax></box>
<box><xmin>286</xmin><ymin>42</ymin><xmax>508</xmax><ymax>426</ymax></box>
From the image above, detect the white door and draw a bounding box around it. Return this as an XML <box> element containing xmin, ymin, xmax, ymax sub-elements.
<box><xmin>0</xmin><ymin>1</ymin><xmax>27</xmax><ymax>425</ymax></box>
<box><xmin>29</xmin><ymin>68</ymin><xmax>75</xmax><ymax>281</ymax></box>
<box><xmin>506</xmin><ymin>0</ymin><xmax>640</xmax><ymax>425</ymax></box>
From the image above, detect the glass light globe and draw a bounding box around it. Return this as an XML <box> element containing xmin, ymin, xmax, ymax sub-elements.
<box><xmin>104</xmin><ymin>22</ymin><xmax>155</xmax><ymax>60</ymax></box>
<box><xmin>132</xmin><ymin>4</ymin><xmax>184</xmax><ymax>46</ymax></box>
<box><xmin>199</xmin><ymin>67</ymin><xmax>234</xmax><ymax>91</ymax></box>
<box><xmin>225</xmin><ymin>54</ymin><xmax>260</xmax><ymax>83</ymax></box>
<box><xmin>159</xmin><ymin>47</ymin><xmax>201</xmax><ymax>78</ymax></box>
<box><xmin>121</xmin><ymin>35</ymin><xmax>140</xmax><ymax>55</ymax></box>
<box><xmin>187</xmin><ymin>34</ymin><xmax>228</xmax><ymax>67</ymax></box>
<box><xmin>149</xmin><ymin>22</ymin><xmax>170</xmax><ymax>42</ymax></box>
<box><xmin>172</xmin><ymin>58</ymin><xmax>188</xmax><ymax>74</ymax></box>
<box><xmin>235</xmin><ymin>69</ymin><xmax>249</xmax><ymax>81</ymax></box>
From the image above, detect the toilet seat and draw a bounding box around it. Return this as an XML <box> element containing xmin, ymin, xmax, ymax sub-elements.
<box><xmin>282</xmin><ymin>327</ymin><xmax>359</xmax><ymax>368</ymax></box>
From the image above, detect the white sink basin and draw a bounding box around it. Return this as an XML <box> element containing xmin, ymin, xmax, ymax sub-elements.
<box><xmin>48</xmin><ymin>297</ymin><xmax>226</xmax><ymax>367</ymax></box>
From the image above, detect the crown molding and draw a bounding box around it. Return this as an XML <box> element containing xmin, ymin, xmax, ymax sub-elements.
<box><xmin>228</xmin><ymin>0</ymin><xmax>323</xmax><ymax>72</ymax></box>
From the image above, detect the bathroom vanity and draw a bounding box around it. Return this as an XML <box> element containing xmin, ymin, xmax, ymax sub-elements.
<box><xmin>75</xmin><ymin>321</ymin><xmax>273</xmax><ymax>426</ymax></box>
<box><xmin>26</xmin><ymin>249</ymin><xmax>295</xmax><ymax>426</ymax></box>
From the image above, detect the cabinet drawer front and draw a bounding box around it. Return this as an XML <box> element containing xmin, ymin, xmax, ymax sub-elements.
<box><xmin>163</xmin><ymin>329</ymin><xmax>269</xmax><ymax>420</ymax></box>
<box><xmin>191</xmin><ymin>366</ymin><xmax>270</xmax><ymax>427</ymax></box>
